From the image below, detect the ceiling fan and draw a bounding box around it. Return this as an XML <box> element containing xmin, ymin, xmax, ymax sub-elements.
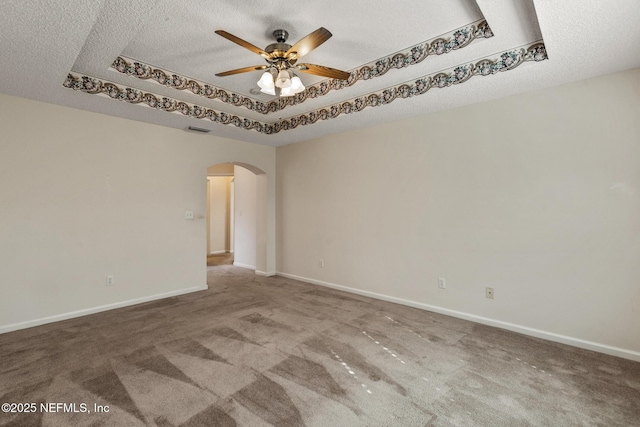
<box><xmin>214</xmin><ymin>27</ymin><xmax>350</xmax><ymax>96</ymax></box>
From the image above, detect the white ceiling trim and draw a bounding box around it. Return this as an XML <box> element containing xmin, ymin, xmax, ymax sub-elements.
<box><xmin>63</xmin><ymin>41</ymin><xmax>547</xmax><ymax>135</ymax></box>
<box><xmin>109</xmin><ymin>19</ymin><xmax>494</xmax><ymax>116</ymax></box>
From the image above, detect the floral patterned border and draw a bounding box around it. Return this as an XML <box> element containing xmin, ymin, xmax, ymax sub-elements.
<box><xmin>64</xmin><ymin>42</ymin><xmax>547</xmax><ymax>135</ymax></box>
<box><xmin>63</xmin><ymin>74</ymin><xmax>271</xmax><ymax>133</ymax></box>
<box><xmin>273</xmin><ymin>43</ymin><xmax>547</xmax><ymax>132</ymax></box>
<box><xmin>111</xmin><ymin>19</ymin><xmax>493</xmax><ymax>115</ymax></box>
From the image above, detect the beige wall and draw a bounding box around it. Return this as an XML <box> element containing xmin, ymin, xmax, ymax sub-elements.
<box><xmin>276</xmin><ymin>68</ymin><xmax>640</xmax><ymax>359</ymax></box>
<box><xmin>0</xmin><ymin>93</ymin><xmax>275</xmax><ymax>332</ymax></box>
<box><xmin>2</xmin><ymin>68</ymin><xmax>639</xmax><ymax>359</ymax></box>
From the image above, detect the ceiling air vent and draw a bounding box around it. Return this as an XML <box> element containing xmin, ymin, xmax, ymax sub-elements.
<box><xmin>186</xmin><ymin>126</ymin><xmax>211</xmax><ymax>133</ymax></box>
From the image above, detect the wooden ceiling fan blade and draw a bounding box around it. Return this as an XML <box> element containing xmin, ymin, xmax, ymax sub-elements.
<box><xmin>215</xmin><ymin>65</ymin><xmax>268</xmax><ymax>77</ymax></box>
<box><xmin>296</xmin><ymin>63</ymin><xmax>350</xmax><ymax>80</ymax></box>
<box><xmin>215</xmin><ymin>30</ymin><xmax>270</xmax><ymax>59</ymax></box>
<box><xmin>285</xmin><ymin>27</ymin><xmax>332</xmax><ymax>60</ymax></box>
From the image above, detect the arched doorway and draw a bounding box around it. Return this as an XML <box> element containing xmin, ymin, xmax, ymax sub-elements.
<box><xmin>206</xmin><ymin>162</ymin><xmax>272</xmax><ymax>275</ymax></box>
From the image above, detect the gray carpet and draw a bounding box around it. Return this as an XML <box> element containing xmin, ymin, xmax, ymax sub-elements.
<box><xmin>1</xmin><ymin>265</ymin><xmax>639</xmax><ymax>426</ymax></box>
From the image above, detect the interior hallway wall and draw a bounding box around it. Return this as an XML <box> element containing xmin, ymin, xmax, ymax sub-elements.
<box><xmin>0</xmin><ymin>93</ymin><xmax>275</xmax><ymax>332</ymax></box>
<box><xmin>276</xmin><ymin>68</ymin><xmax>640</xmax><ymax>359</ymax></box>
<box><xmin>207</xmin><ymin>176</ymin><xmax>232</xmax><ymax>254</ymax></box>
<box><xmin>233</xmin><ymin>166</ymin><xmax>257</xmax><ymax>270</ymax></box>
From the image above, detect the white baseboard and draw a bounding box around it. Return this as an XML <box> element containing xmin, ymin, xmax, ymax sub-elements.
<box><xmin>233</xmin><ymin>262</ymin><xmax>255</xmax><ymax>270</ymax></box>
<box><xmin>0</xmin><ymin>285</ymin><xmax>208</xmax><ymax>335</ymax></box>
<box><xmin>276</xmin><ymin>271</ymin><xmax>640</xmax><ymax>362</ymax></box>
<box><xmin>255</xmin><ymin>270</ymin><xmax>276</xmax><ymax>277</ymax></box>
<box><xmin>209</xmin><ymin>250</ymin><xmax>227</xmax><ymax>255</ymax></box>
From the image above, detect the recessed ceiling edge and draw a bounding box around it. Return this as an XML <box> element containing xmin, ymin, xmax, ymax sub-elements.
<box><xmin>63</xmin><ymin>42</ymin><xmax>547</xmax><ymax>136</ymax></box>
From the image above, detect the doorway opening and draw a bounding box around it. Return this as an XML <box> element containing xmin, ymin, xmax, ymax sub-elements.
<box><xmin>206</xmin><ymin>163</ymin><xmax>234</xmax><ymax>266</ymax></box>
<box><xmin>206</xmin><ymin>162</ymin><xmax>267</xmax><ymax>273</ymax></box>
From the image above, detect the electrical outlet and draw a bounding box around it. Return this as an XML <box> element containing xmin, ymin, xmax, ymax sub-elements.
<box><xmin>486</xmin><ymin>287</ymin><xmax>494</xmax><ymax>299</ymax></box>
<box><xmin>106</xmin><ymin>275</ymin><xmax>114</xmax><ymax>286</ymax></box>
<box><xmin>320</xmin><ymin>259</ymin><xmax>324</xmax><ymax>268</ymax></box>
<box><xmin>185</xmin><ymin>210</ymin><xmax>194</xmax><ymax>220</ymax></box>
<box><xmin>438</xmin><ymin>277</ymin><xmax>446</xmax><ymax>289</ymax></box>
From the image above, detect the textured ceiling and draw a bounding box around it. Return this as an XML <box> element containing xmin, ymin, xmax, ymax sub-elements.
<box><xmin>1</xmin><ymin>0</ymin><xmax>639</xmax><ymax>147</ymax></box>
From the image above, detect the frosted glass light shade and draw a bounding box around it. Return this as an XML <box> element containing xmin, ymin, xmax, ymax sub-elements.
<box><xmin>257</xmin><ymin>71</ymin><xmax>276</xmax><ymax>95</ymax></box>
<box><xmin>281</xmin><ymin>76</ymin><xmax>305</xmax><ymax>97</ymax></box>
<box><xmin>257</xmin><ymin>72</ymin><xmax>274</xmax><ymax>89</ymax></box>
<box><xmin>275</xmin><ymin>69</ymin><xmax>291</xmax><ymax>88</ymax></box>
<box><xmin>290</xmin><ymin>76</ymin><xmax>304</xmax><ymax>93</ymax></box>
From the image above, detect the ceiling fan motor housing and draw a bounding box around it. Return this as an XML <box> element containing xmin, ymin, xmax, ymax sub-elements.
<box><xmin>266</xmin><ymin>30</ymin><xmax>293</xmax><ymax>66</ymax></box>
<box><xmin>265</xmin><ymin>42</ymin><xmax>291</xmax><ymax>55</ymax></box>
<box><xmin>264</xmin><ymin>30</ymin><xmax>296</xmax><ymax>69</ymax></box>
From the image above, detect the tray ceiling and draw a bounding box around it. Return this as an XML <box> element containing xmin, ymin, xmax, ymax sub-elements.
<box><xmin>1</xmin><ymin>0</ymin><xmax>640</xmax><ymax>146</ymax></box>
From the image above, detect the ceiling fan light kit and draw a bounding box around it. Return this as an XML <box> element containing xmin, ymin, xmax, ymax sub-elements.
<box><xmin>215</xmin><ymin>27</ymin><xmax>350</xmax><ymax>97</ymax></box>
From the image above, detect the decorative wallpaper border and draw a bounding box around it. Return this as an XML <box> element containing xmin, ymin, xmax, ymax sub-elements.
<box><xmin>276</xmin><ymin>43</ymin><xmax>548</xmax><ymax>132</ymax></box>
<box><xmin>111</xmin><ymin>19</ymin><xmax>493</xmax><ymax>115</ymax></box>
<box><xmin>63</xmin><ymin>74</ymin><xmax>271</xmax><ymax>133</ymax></box>
<box><xmin>64</xmin><ymin>42</ymin><xmax>547</xmax><ymax>135</ymax></box>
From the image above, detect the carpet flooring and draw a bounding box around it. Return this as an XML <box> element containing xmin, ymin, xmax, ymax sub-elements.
<box><xmin>1</xmin><ymin>265</ymin><xmax>639</xmax><ymax>426</ymax></box>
